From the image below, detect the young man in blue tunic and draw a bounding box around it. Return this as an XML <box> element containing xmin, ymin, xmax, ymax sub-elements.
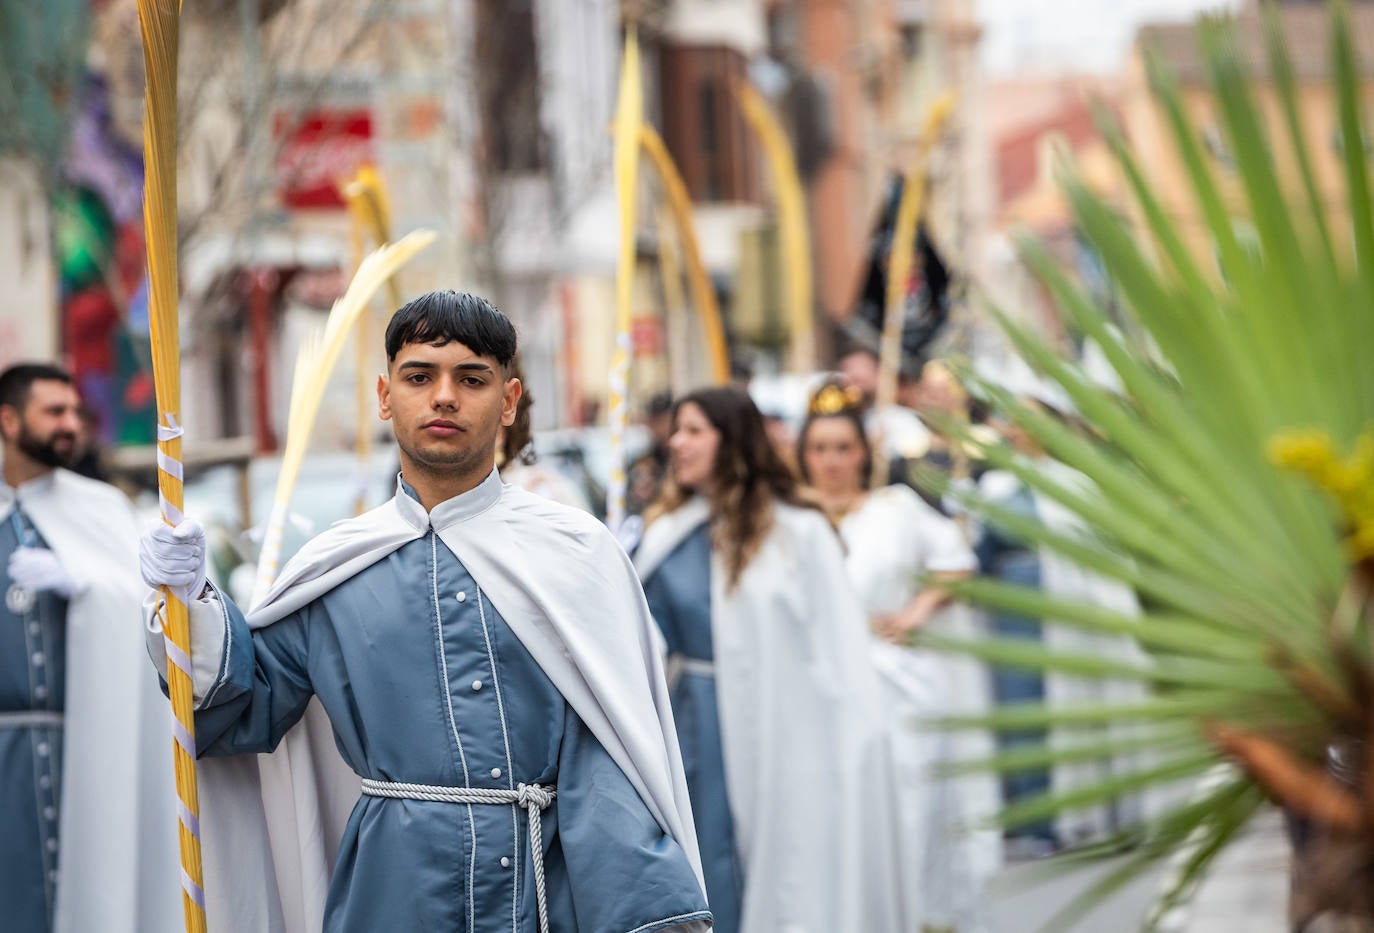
<box><xmin>139</xmin><ymin>292</ymin><xmax>711</xmax><ymax>933</ymax></box>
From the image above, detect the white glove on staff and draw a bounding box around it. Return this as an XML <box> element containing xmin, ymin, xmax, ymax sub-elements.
<box><xmin>140</xmin><ymin>519</ymin><xmax>208</xmax><ymax>605</ymax></box>
<box><xmin>7</xmin><ymin>548</ymin><xmax>78</xmax><ymax>599</ymax></box>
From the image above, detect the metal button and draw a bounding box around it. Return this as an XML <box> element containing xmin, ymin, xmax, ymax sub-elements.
<box><xmin>490</xmin><ymin>767</ymin><xmax>502</xmax><ymax>779</ymax></box>
<box><xmin>500</xmin><ymin>856</ymin><xmax>511</xmax><ymax>869</ymax></box>
<box><xmin>36</xmin><ymin>742</ymin><xmax>49</xmax><ymax>757</ymax></box>
<box><xmin>31</xmin><ymin>652</ymin><xmax>44</xmax><ymax>667</ymax></box>
<box><xmin>28</xmin><ymin>623</ymin><xmax>39</xmax><ymax>637</ymax></box>
<box><xmin>33</xmin><ymin>686</ymin><xmax>47</xmax><ymax>701</ymax></box>
<box><xmin>46</xmin><ymin>838</ymin><xmax>57</xmax><ymax>853</ymax></box>
<box><xmin>471</xmin><ymin>680</ymin><xmax>483</xmax><ymax>692</ymax></box>
<box><xmin>455</xmin><ymin>591</ymin><xmax>467</xmax><ymax>603</ymax></box>
<box><xmin>43</xmin><ymin>806</ymin><xmax>55</xmax><ymax>821</ymax></box>
<box><xmin>39</xmin><ymin>775</ymin><xmax>51</xmax><ymax>789</ymax></box>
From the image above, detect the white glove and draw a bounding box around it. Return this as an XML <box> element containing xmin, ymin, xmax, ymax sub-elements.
<box><xmin>140</xmin><ymin>519</ymin><xmax>208</xmax><ymax>604</ymax></box>
<box><xmin>7</xmin><ymin>548</ymin><xmax>78</xmax><ymax>600</ymax></box>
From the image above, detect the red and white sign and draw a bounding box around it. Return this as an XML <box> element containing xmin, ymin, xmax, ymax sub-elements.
<box><xmin>274</xmin><ymin>109</ymin><xmax>374</xmax><ymax>210</ymax></box>
<box><xmin>632</xmin><ymin>316</ymin><xmax>664</xmax><ymax>356</ymax></box>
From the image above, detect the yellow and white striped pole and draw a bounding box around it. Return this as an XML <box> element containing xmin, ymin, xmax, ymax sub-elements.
<box><xmin>135</xmin><ymin>1</ymin><xmax>207</xmax><ymax>929</ymax></box>
<box><xmin>606</xmin><ymin>28</ymin><xmax>643</xmax><ymax>531</ymax></box>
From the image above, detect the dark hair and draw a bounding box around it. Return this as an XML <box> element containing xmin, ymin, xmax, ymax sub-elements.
<box><xmin>501</xmin><ymin>356</ymin><xmax>537</xmax><ymax>467</ymax></box>
<box><xmin>0</xmin><ymin>363</ymin><xmax>73</xmax><ymax>412</ymax></box>
<box><xmin>384</xmin><ymin>290</ymin><xmax>517</xmax><ymax>367</ymax></box>
<box><xmin>645</xmin><ymin>389</ymin><xmax>674</xmax><ymax>419</ymax></box>
<box><xmin>647</xmin><ymin>385</ymin><xmax>815</xmax><ymax>588</ymax></box>
<box><xmin>796</xmin><ymin>408</ymin><xmax>874</xmax><ymax>491</ymax></box>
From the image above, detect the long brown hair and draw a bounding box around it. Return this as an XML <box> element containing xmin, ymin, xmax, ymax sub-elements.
<box><xmin>646</xmin><ymin>385</ymin><xmax>815</xmax><ymax>588</ymax></box>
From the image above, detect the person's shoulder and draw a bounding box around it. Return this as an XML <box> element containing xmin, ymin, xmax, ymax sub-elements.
<box><xmin>870</xmin><ymin>482</ymin><xmax>943</xmax><ymax>521</ymax></box>
<box><xmin>310</xmin><ymin>497</ymin><xmax>405</xmax><ymax>549</ymax></box>
<box><xmin>55</xmin><ymin>468</ymin><xmax>129</xmax><ymax>504</ymax></box>
<box><xmin>870</xmin><ymin>483</ymin><xmax>922</xmax><ymax>509</ymax></box>
<box><xmin>772</xmin><ymin>499</ymin><xmax>836</xmax><ymax>542</ymax></box>
<box><xmin>499</xmin><ymin>483</ymin><xmax>617</xmax><ymax>548</ymax></box>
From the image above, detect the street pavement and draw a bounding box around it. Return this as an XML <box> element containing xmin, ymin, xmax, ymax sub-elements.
<box><xmin>985</xmin><ymin>809</ymin><xmax>1289</xmax><ymax>932</ymax></box>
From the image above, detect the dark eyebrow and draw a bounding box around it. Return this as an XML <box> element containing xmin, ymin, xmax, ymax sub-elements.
<box><xmin>396</xmin><ymin>360</ymin><xmax>495</xmax><ymax>373</ymax></box>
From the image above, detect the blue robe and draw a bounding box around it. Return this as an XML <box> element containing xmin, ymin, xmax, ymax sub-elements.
<box><xmin>639</xmin><ymin>523</ymin><xmax>743</xmax><ymax>933</ymax></box>
<box><xmin>191</xmin><ymin>496</ymin><xmax>709</xmax><ymax>933</ymax></box>
<box><xmin>0</xmin><ymin>506</ymin><xmax>68</xmax><ymax>933</ymax></box>
<box><xmin>974</xmin><ymin>482</ymin><xmax>1053</xmax><ymax>841</ymax></box>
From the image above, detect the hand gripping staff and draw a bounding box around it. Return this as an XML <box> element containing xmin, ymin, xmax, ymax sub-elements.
<box><xmin>135</xmin><ymin>0</ymin><xmax>206</xmax><ymax>929</ymax></box>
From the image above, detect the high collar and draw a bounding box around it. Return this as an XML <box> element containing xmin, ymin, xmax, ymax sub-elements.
<box><xmin>394</xmin><ymin>468</ymin><xmax>504</xmax><ymax>533</ymax></box>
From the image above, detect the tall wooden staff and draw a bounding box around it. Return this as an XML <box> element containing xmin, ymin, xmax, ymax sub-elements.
<box><xmin>135</xmin><ymin>1</ymin><xmax>206</xmax><ymax>929</ymax></box>
<box><xmin>735</xmin><ymin>81</ymin><xmax>814</xmax><ymax>373</ymax></box>
<box><xmin>606</xmin><ymin>28</ymin><xmax>642</xmax><ymax>531</ymax></box>
<box><xmin>871</xmin><ymin>94</ymin><xmax>956</xmax><ymax>487</ymax></box>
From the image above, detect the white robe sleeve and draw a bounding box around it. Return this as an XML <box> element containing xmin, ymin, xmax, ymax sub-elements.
<box><xmin>142</xmin><ymin>584</ymin><xmax>231</xmax><ymax>706</ymax></box>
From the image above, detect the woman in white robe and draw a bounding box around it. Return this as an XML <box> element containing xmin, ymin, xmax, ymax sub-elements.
<box><xmin>634</xmin><ymin>385</ymin><xmax>909</xmax><ymax>933</ymax></box>
<box><xmin>797</xmin><ymin>383</ymin><xmax>989</xmax><ymax>931</ymax></box>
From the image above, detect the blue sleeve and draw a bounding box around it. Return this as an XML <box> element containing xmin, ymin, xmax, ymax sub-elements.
<box><xmin>191</xmin><ymin>594</ymin><xmax>315</xmax><ymax>759</ymax></box>
<box><xmin>553</xmin><ymin>707</ymin><xmax>711</xmax><ymax>933</ymax></box>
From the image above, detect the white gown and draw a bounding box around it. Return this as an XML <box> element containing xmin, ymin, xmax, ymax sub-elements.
<box><xmin>839</xmin><ymin>484</ymin><xmax>993</xmax><ymax>932</ymax></box>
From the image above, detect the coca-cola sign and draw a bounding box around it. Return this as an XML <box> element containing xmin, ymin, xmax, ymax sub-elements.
<box><xmin>274</xmin><ymin>109</ymin><xmax>374</xmax><ymax>209</ymax></box>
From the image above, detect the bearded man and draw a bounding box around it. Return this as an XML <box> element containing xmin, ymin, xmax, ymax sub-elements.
<box><xmin>0</xmin><ymin>363</ymin><xmax>179</xmax><ymax>932</ymax></box>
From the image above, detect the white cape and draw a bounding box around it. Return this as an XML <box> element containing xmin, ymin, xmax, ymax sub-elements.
<box><xmin>5</xmin><ymin>470</ymin><xmax>181</xmax><ymax>933</ymax></box>
<box><xmin>195</xmin><ymin>474</ymin><xmax>704</xmax><ymax>933</ymax></box>
<box><xmin>635</xmin><ymin>498</ymin><xmax>911</xmax><ymax>932</ymax></box>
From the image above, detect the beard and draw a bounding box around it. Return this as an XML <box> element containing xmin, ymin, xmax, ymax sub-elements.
<box><xmin>16</xmin><ymin>424</ymin><xmax>78</xmax><ymax>469</ymax></box>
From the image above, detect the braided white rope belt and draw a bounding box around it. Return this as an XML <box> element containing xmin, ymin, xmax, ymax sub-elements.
<box><xmin>361</xmin><ymin>779</ymin><xmax>558</xmax><ymax>933</ymax></box>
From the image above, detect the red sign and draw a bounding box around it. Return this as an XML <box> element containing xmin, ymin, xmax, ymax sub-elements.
<box><xmin>274</xmin><ymin>109</ymin><xmax>374</xmax><ymax>209</ymax></box>
<box><xmin>632</xmin><ymin>316</ymin><xmax>664</xmax><ymax>356</ymax></box>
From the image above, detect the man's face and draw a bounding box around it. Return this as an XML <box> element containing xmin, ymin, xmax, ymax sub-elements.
<box><xmin>0</xmin><ymin>379</ymin><xmax>82</xmax><ymax>469</ymax></box>
<box><xmin>838</xmin><ymin>352</ymin><xmax>879</xmax><ymax>403</ymax></box>
<box><xmin>378</xmin><ymin>340</ymin><xmax>521</xmax><ymax>478</ymax></box>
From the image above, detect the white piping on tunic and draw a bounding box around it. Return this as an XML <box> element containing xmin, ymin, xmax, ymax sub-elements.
<box><xmin>22</xmin><ymin>600</ymin><xmax>54</xmax><ymax>922</ymax></box>
<box><xmin>474</xmin><ymin>586</ymin><xmax>520</xmax><ymax>933</ymax></box>
<box><xmin>429</xmin><ymin>532</ymin><xmax>477</xmax><ymax>933</ymax></box>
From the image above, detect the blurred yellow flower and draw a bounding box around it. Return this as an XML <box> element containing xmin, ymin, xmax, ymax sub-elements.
<box><xmin>1271</xmin><ymin>428</ymin><xmax>1374</xmax><ymax>561</ymax></box>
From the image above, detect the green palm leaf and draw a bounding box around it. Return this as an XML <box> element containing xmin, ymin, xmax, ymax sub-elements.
<box><xmin>937</xmin><ymin>3</ymin><xmax>1374</xmax><ymax>927</ymax></box>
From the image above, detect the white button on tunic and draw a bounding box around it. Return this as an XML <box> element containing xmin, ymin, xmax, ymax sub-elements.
<box><xmin>471</xmin><ymin>680</ymin><xmax>483</xmax><ymax>692</ymax></box>
<box><xmin>500</xmin><ymin>857</ymin><xmax>511</xmax><ymax>869</ymax></box>
<box><xmin>455</xmin><ymin>591</ymin><xmax>467</xmax><ymax>603</ymax></box>
<box><xmin>490</xmin><ymin>767</ymin><xmax>502</xmax><ymax>779</ymax></box>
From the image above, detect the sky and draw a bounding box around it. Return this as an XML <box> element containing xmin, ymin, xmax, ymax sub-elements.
<box><xmin>979</xmin><ymin>0</ymin><xmax>1243</xmax><ymax>76</ymax></box>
